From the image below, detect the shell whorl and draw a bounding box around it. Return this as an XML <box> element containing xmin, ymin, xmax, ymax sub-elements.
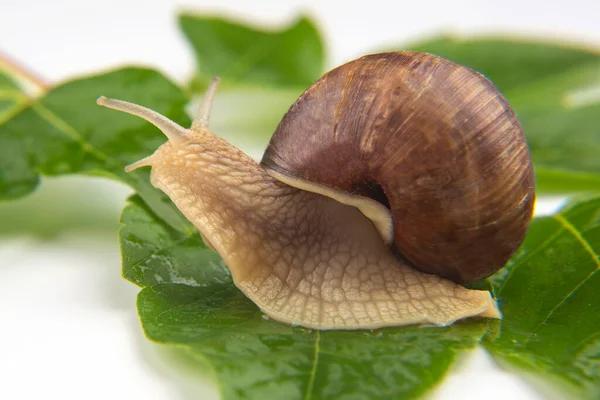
<box><xmin>261</xmin><ymin>52</ymin><xmax>535</xmax><ymax>284</ymax></box>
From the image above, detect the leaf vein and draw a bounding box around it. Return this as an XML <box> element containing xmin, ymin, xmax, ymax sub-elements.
<box><xmin>523</xmin><ymin>214</ymin><xmax>599</xmax><ymax>345</ymax></box>
<box><xmin>554</xmin><ymin>214</ymin><xmax>600</xmax><ymax>269</ymax></box>
<box><xmin>0</xmin><ymin>98</ymin><xmax>30</xmax><ymax>127</ymax></box>
<box><xmin>0</xmin><ymin>89</ymin><xmax>27</xmax><ymax>99</ymax></box>
<box><xmin>304</xmin><ymin>331</ymin><xmax>320</xmax><ymax>400</ymax></box>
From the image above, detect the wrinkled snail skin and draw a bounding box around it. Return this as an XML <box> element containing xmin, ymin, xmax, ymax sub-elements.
<box><xmin>94</xmin><ymin>50</ymin><xmax>536</xmax><ymax>330</ymax></box>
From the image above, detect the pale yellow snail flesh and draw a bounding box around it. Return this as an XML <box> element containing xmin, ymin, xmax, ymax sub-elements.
<box><xmin>97</xmin><ymin>75</ymin><xmax>500</xmax><ymax>330</ymax></box>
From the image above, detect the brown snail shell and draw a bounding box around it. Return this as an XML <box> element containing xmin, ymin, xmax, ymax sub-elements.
<box><xmin>261</xmin><ymin>52</ymin><xmax>536</xmax><ymax>284</ymax></box>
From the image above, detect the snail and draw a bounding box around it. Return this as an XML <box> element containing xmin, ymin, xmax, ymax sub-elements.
<box><xmin>97</xmin><ymin>52</ymin><xmax>535</xmax><ymax>330</ymax></box>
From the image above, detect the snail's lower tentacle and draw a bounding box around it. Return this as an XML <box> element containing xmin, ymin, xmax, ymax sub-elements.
<box><xmin>125</xmin><ymin>155</ymin><xmax>154</xmax><ymax>172</ymax></box>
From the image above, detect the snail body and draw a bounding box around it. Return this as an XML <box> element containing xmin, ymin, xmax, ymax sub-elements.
<box><xmin>98</xmin><ymin>52</ymin><xmax>534</xmax><ymax>330</ymax></box>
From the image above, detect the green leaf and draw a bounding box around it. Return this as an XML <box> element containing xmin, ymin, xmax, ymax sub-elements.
<box><xmin>0</xmin><ymin>57</ymin><xmax>133</xmax><ymax>239</ymax></box>
<box><xmin>120</xmin><ymin>195</ymin><xmax>489</xmax><ymax>399</ymax></box>
<box><xmin>0</xmin><ymin>67</ymin><xmax>193</xmax><ymax>231</ymax></box>
<box><xmin>404</xmin><ymin>36</ymin><xmax>600</xmax><ymax>193</ymax></box>
<box><xmin>139</xmin><ymin>283</ymin><xmax>488</xmax><ymax>400</ymax></box>
<box><xmin>535</xmin><ymin>168</ymin><xmax>600</xmax><ymax>194</ymax></box>
<box><xmin>179</xmin><ymin>14</ymin><xmax>324</xmax><ymax>91</ymax></box>
<box><xmin>485</xmin><ymin>197</ymin><xmax>600</xmax><ymax>398</ymax></box>
<box><xmin>120</xmin><ymin>195</ymin><xmax>229</xmax><ymax>288</ymax></box>
<box><xmin>507</xmin><ymin>61</ymin><xmax>600</xmax><ymax>179</ymax></box>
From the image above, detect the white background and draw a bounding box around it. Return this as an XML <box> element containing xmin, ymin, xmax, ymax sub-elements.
<box><xmin>0</xmin><ymin>0</ymin><xmax>597</xmax><ymax>399</ymax></box>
